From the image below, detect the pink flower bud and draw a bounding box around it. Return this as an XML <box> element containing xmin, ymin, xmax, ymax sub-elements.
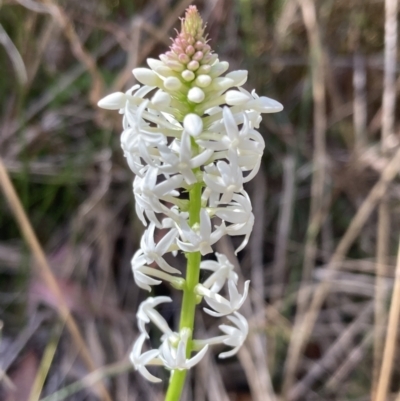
<box><xmin>197</xmin><ymin>64</ymin><xmax>211</xmax><ymax>74</ymax></box>
<box><xmin>195</xmin><ymin>41</ymin><xmax>204</xmax><ymax>50</ymax></box>
<box><xmin>187</xmin><ymin>60</ymin><xmax>200</xmax><ymax>71</ymax></box>
<box><xmin>186</xmin><ymin>45</ymin><xmax>195</xmax><ymax>56</ymax></box>
<box><xmin>193</xmin><ymin>51</ymin><xmax>204</xmax><ymax>61</ymax></box>
<box><xmin>172</xmin><ymin>44</ymin><xmax>182</xmax><ymax>54</ymax></box>
<box><xmin>179</xmin><ymin>53</ymin><xmax>190</xmax><ymax>64</ymax></box>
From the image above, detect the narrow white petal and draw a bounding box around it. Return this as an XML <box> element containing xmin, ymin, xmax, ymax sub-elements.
<box><xmin>138</xmin><ymin>366</ymin><xmax>162</xmax><ymax>383</ymax></box>
<box><xmin>199</xmin><ymin>209</ymin><xmax>211</xmax><ymax>240</ymax></box>
<box><xmin>190</xmin><ymin>148</ymin><xmax>214</xmax><ymax>169</ymax></box>
<box><xmin>186</xmin><ymin>345</ymin><xmax>209</xmax><ymax>369</ymax></box>
<box><xmin>218</xmin><ymin>346</ymin><xmax>240</xmax><ymax>359</ymax></box>
<box><xmin>203</xmin><ymin>307</ymin><xmax>225</xmax><ymax>317</ymax></box>
<box><xmin>156</xmin><ymin>228</ymin><xmax>178</xmax><ymax>255</ymax></box>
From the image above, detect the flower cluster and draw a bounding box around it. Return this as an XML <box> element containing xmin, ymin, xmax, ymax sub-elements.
<box><xmin>98</xmin><ymin>5</ymin><xmax>282</xmax><ymax>385</ymax></box>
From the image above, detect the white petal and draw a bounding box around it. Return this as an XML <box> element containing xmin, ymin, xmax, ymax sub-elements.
<box><xmin>133</xmin><ymin>68</ymin><xmax>162</xmax><ymax>86</ymax></box>
<box><xmin>222</xmin><ymin>107</ymin><xmax>239</xmax><ymax>139</ymax></box>
<box><xmin>218</xmin><ymin>346</ymin><xmax>240</xmax><ymax>359</ymax></box>
<box><xmin>225</xmin><ymin>70</ymin><xmax>248</xmax><ymax>87</ymax></box>
<box><xmin>200</xmin><ymin>209</ymin><xmax>211</xmax><ymax>240</ymax></box>
<box><xmin>155</xmin><ymin>65</ymin><xmax>176</xmax><ymax>77</ymax></box>
<box><xmin>251</xmin><ymin>96</ymin><xmax>283</xmax><ymax>113</ymax></box>
<box><xmin>200</xmin><ymin>260</ymin><xmax>219</xmax><ymax>272</ymax></box>
<box><xmin>225</xmin><ymin>90</ymin><xmax>250</xmax><ymax>106</ymax></box>
<box><xmin>138</xmin><ymin>365</ymin><xmax>162</xmax><ymax>383</ymax></box>
<box><xmin>152</xmin><ymin>90</ymin><xmax>171</xmax><ymax>107</ymax></box>
<box><xmin>209</xmin><ymin>77</ymin><xmax>234</xmax><ymax>91</ymax></box>
<box><xmin>156</xmin><ymin>228</ymin><xmax>178</xmax><ymax>256</ymax></box>
<box><xmin>134</xmin><ymin>270</ymin><xmax>162</xmax><ymax>292</ymax></box>
<box><xmin>190</xmin><ymin>149</ymin><xmax>213</xmax><ymax>168</ymax></box>
<box><xmin>209</xmin><ymin>61</ymin><xmax>229</xmax><ymax>77</ymax></box>
<box><xmin>146</xmin><ymin>58</ymin><xmax>164</xmax><ymax>71</ymax></box>
<box><xmin>186</xmin><ymin>344</ymin><xmax>209</xmax><ymax>369</ymax></box>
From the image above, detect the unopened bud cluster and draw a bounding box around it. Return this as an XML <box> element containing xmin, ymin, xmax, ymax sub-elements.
<box><xmin>98</xmin><ymin>5</ymin><xmax>282</xmax><ymax>384</ymax></box>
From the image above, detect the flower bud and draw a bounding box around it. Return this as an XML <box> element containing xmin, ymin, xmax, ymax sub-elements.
<box><xmin>155</xmin><ymin>66</ymin><xmax>176</xmax><ymax>78</ymax></box>
<box><xmin>183</xmin><ymin>113</ymin><xmax>203</xmax><ymax>137</ymax></box>
<box><xmin>193</xmin><ymin>51</ymin><xmax>204</xmax><ymax>61</ymax></box>
<box><xmin>186</xmin><ymin>45</ymin><xmax>195</xmax><ymax>56</ymax></box>
<box><xmin>203</xmin><ymin>54</ymin><xmax>218</xmax><ymax>65</ymax></box>
<box><xmin>188</xmin><ymin>87</ymin><xmax>205</xmax><ymax>103</ymax></box>
<box><xmin>164</xmin><ymin>77</ymin><xmax>182</xmax><ymax>91</ymax></box>
<box><xmin>195</xmin><ymin>41</ymin><xmax>204</xmax><ymax>50</ymax></box>
<box><xmin>195</xmin><ymin>75</ymin><xmax>212</xmax><ymax>88</ymax></box>
<box><xmin>166</xmin><ymin>60</ymin><xmax>185</xmax><ymax>72</ymax></box>
<box><xmin>179</xmin><ymin>53</ymin><xmax>190</xmax><ymax>64</ymax></box>
<box><xmin>97</xmin><ymin>92</ymin><xmax>126</xmax><ymax>110</ymax></box>
<box><xmin>187</xmin><ymin>60</ymin><xmax>200</xmax><ymax>71</ymax></box>
<box><xmin>182</xmin><ymin>70</ymin><xmax>196</xmax><ymax>82</ymax></box>
<box><xmin>197</xmin><ymin>64</ymin><xmax>211</xmax><ymax>74</ymax></box>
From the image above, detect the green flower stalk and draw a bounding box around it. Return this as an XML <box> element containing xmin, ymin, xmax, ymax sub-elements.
<box><xmin>98</xmin><ymin>5</ymin><xmax>283</xmax><ymax>400</ymax></box>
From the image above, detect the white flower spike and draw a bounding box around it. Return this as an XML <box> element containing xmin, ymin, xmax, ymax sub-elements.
<box><xmin>98</xmin><ymin>5</ymin><xmax>282</xmax><ymax>393</ymax></box>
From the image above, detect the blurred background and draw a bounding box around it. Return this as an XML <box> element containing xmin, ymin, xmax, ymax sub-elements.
<box><xmin>1</xmin><ymin>0</ymin><xmax>399</xmax><ymax>400</ymax></box>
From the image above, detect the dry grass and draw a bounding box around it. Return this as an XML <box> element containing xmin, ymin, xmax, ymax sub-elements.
<box><xmin>1</xmin><ymin>0</ymin><xmax>400</xmax><ymax>400</ymax></box>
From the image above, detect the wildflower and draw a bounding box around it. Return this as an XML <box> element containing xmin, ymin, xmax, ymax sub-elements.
<box><xmin>193</xmin><ymin>312</ymin><xmax>248</xmax><ymax>359</ymax></box>
<box><xmin>196</xmin><ymin>279</ymin><xmax>251</xmax><ymax>317</ymax></box>
<box><xmin>98</xmin><ymin>5</ymin><xmax>283</xmax><ymax>394</ymax></box>
<box><xmin>218</xmin><ymin>312</ymin><xmax>249</xmax><ymax>358</ymax></box>
<box><xmin>138</xmin><ymin>222</ymin><xmax>180</xmax><ymax>274</ymax></box>
<box><xmin>200</xmin><ymin>252</ymin><xmax>238</xmax><ymax>293</ymax></box>
<box><xmin>160</xmin><ymin>329</ymin><xmax>209</xmax><ymax>370</ymax></box>
<box><xmin>176</xmin><ymin>208</ymin><xmax>225</xmax><ymax>255</ymax></box>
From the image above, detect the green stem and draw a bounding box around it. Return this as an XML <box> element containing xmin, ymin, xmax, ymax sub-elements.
<box><xmin>165</xmin><ymin>179</ymin><xmax>202</xmax><ymax>401</ymax></box>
